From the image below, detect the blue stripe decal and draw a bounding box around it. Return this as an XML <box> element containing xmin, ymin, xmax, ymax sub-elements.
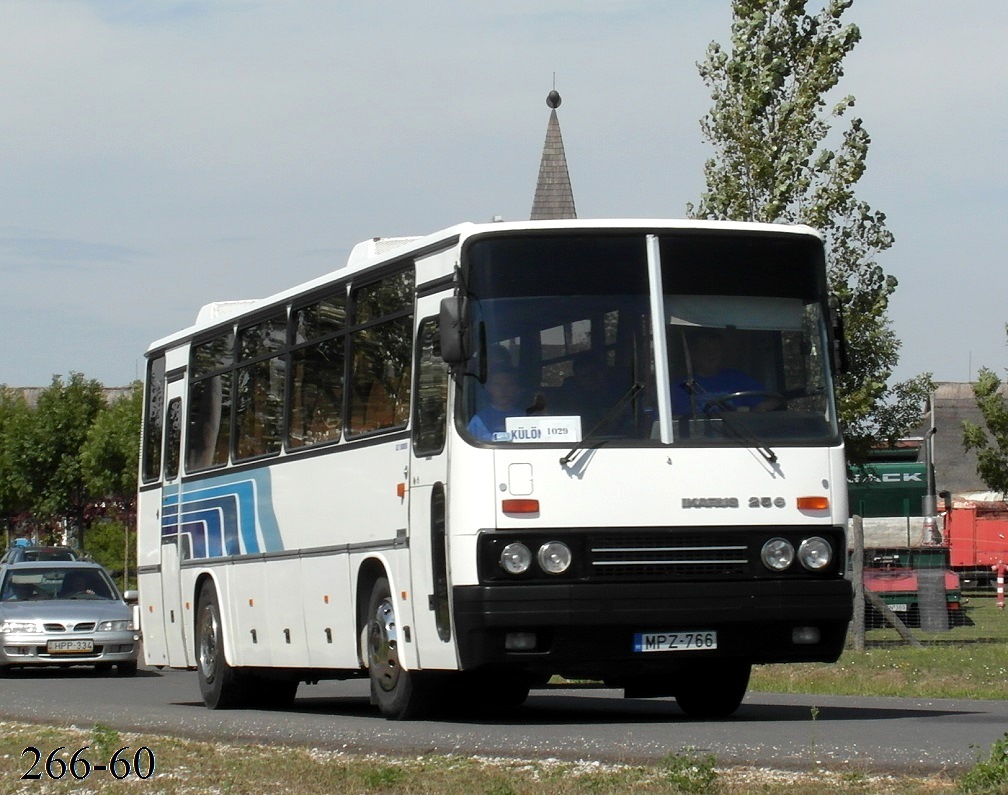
<box><xmin>160</xmin><ymin>469</ymin><xmax>284</xmax><ymax>559</ymax></box>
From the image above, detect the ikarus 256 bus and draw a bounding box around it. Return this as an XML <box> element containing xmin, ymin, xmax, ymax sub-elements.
<box><xmin>137</xmin><ymin>218</ymin><xmax>853</xmax><ymax>719</ymax></box>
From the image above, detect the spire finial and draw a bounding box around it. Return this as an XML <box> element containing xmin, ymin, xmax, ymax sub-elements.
<box><xmin>546</xmin><ymin>89</ymin><xmax>561</xmax><ymax>109</ymax></box>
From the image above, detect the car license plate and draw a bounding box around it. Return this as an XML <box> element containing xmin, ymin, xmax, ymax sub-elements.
<box><xmin>633</xmin><ymin>631</ymin><xmax>717</xmax><ymax>652</ymax></box>
<box><xmin>47</xmin><ymin>639</ymin><xmax>94</xmax><ymax>653</ymax></box>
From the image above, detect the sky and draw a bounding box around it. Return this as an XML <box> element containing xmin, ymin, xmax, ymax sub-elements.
<box><xmin>1</xmin><ymin>1</ymin><xmax>1006</xmax><ymax>388</ymax></box>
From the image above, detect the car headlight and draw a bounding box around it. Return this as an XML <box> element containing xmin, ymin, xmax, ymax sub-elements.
<box><xmin>98</xmin><ymin>620</ymin><xmax>133</xmax><ymax>632</ymax></box>
<box><xmin>760</xmin><ymin>537</ymin><xmax>795</xmax><ymax>571</ymax></box>
<box><xmin>500</xmin><ymin>542</ymin><xmax>532</xmax><ymax>575</ymax></box>
<box><xmin>1</xmin><ymin>620</ymin><xmax>42</xmax><ymax>633</ymax></box>
<box><xmin>537</xmin><ymin>541</ymin><xmax>572</xmax><ymax>574</ymax></box>
<box><xmin>798</xmin><ymin>537</ymin><xmax>832</xmax><ymax>571</ymax></box>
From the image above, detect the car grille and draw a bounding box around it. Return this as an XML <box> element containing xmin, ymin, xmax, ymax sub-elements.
<box><xmin>42</xmin><ymin>622</ymin><xmax>97</xmax><ymax>632</ymax></box>
<box><xmin>589</xmin><ymin>532</ymin><xmax>750</xmax><ymax>579</ymax></box>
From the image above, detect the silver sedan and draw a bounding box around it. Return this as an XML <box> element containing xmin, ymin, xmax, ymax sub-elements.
<box><xmin>0</xmin><ymin>561</ymin><xmax>140</xmax><ymax>676</ymax></box>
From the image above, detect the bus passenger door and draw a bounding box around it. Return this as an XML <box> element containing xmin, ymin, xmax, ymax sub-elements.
<box><xmin>407</xmin><ymin>310</ymin><xmax>458</xmax><ymax>669</ymax></box>
<box><xmin>160</xmin><ymin>377</ymin><xmax>191</xmax><ymax>668</ymax></box>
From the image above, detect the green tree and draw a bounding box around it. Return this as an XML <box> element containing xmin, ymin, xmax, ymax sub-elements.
<box><xmin>80</xmin><ymin>382</ymin><xmax>142</xmax><ymax>507</ymax></box>
<box><xmin>690</xmin><ymin>0</ymin><xmax>931</xmax><ymax>460</ymax></box>
<box><xmin>23</xmin><ymin>373</ymin><xmax>107</xmax><ymax>545</ymax></box>
<box><xmin>0</xmin><ymin>387</ymin><xmax>33</xmax><ymax>536</ymax></box>
<box><xmin>963</xmin><ymin>362</ymin><xmax>1008</xmax><ymax>496</ymax></box>
<box><xmin>79</xmin><ymin>382</ymin><xmax>142</xmax><ymax>585</ymax></box>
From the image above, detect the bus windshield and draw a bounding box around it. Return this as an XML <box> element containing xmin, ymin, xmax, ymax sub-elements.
<box><xmin>460</xmin><ymin>230</ymin><xmax>840</xmax><ymax>448</ymax></box>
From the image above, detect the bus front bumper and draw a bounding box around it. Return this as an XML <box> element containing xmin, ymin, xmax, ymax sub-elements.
<box><xmin>451</xmin><ymin>578</ymin><xmax>852</xmax><ymax>677</ymax></box>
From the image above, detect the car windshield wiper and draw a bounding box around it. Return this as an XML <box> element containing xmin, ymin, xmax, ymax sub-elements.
<box><xmin>560</xmin><ymin>382</ymin><xmax>644</xmax><ymax>467</ymax></box>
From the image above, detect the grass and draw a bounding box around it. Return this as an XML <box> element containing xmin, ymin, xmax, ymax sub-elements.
<box><xmin>2</xmin><ymin>593</ymin><xmax>1007</xmax><ymax>794</ymax></box>
<box><xmin>751</xmin><ymin>594</ymin><xmax>1008</xmax><ymax>700</ymax></box>
<box><xmin>0</xmin><ymin>722</ymin><xmax>970</xmax><ymax>794</ymax></box>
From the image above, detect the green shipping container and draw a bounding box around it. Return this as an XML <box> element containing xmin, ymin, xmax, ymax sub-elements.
<box><xmin>847</xmin><ymin>462</ymin><xmax>929</xmax><ymax>519</ymax></box>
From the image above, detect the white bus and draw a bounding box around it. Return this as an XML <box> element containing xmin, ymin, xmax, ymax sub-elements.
<box><xmin>137</xmin><ymin>219</ymin><xmax>852</xmax><ymax>719</ymax></box>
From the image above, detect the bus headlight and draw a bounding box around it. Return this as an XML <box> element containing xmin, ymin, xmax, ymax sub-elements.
<box><xmin>798</xmin><ymin>537</ymin><xmax>832</xmax><ymax>571</ymax></box>
<box><xmin>537</xmin><ymin>541</ymin><xmax>572</xmax><ymax>574</ymax></box>
<box><xmin>761</xmin><ymin>538</ymin><xmax>794</xmax><ymax>571</ymax></box>
<box><xmin>500</xmin><ymin>543</ymin><xmax>533</xmax><ymax>575</ymax></box>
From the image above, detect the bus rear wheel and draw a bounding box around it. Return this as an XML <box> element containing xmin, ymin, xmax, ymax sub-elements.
<box><xmin>366</xmin><ymin>577</ymin><xmax>431</xmax><ymax>720</ymax></box>
<box><xmin>674</xmin><ymin>660</ymin><xmax>751</xmax><ymax>719</ymax></box>
<box><xmin>197</xmin><ymin>580</ymin><xmax>247</xmax><ymax>709</ymax></box>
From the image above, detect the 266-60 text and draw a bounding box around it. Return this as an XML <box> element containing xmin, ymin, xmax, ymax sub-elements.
<box><xmin>20</xmin><ymin>745</ymin><xmax>155</xmax><ymax>780</ymax></box>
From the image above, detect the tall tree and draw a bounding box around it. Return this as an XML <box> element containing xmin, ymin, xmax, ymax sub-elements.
<box><xmin>80</xmin><ymin>382</ymin><xmax>142</xmax><ymax>514</ymax></box>
<box><xmin>690</xmin><ymin>0</ymin><xmax>931</xmax><ymax>460</ymax></box>
<box><xmin>963</xmin><ymin>331</ymin><xmax>1008</xmax><ymax>496</ymax></box>
<box><xmin>0</xmin><ymin>387</ymin><xmax>33</xmax><ymax>532</ymax></box>
<box><xmin>23</xmin><ymin>373</ymin><xmax>107</xmax><ymax>544</ymax></box>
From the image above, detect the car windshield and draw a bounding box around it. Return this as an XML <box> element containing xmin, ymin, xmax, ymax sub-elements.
<box><xmin>20</xmin><ymin>548</ymin><xmax>77</xmax><ymax>561</ymax></box>
<box><xmin>1</xmin><ymin>568</ymin><xmax>116</xmax><ymax>601</ymax></box>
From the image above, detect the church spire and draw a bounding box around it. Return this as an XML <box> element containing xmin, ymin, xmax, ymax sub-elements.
<box><xmin>530</xmin><ymin>89</ymin><xmax>576</xmax><ymax>220</ymax></box>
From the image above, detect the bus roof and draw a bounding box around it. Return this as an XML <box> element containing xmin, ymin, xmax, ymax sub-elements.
<box><xmin>144</xmin><ymin>218</ymin><xmax>823</xmax><ymax>356</ymax></box>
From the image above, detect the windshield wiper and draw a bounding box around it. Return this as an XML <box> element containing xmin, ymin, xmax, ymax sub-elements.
<box><xmin>560</xmin><ymin>382</ymin><xmax>644</xmax><ymax>467</ymax></box>
<box><xmin>685</xmin><ymin>383</ymin><xmax>777</xmax><ymax>464</ymax></box>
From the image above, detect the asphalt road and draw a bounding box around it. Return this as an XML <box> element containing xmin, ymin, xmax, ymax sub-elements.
<box><xmin>2</xmin><ymin>661</ymin><xmax>1005</xmax><ymax>774</ymax></box>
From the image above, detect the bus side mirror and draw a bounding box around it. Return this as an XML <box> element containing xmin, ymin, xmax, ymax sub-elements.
<box><xmin>439</xmin><ymin>295</ymin><xmax>470</xmax><ymax>365</ymax></box>
<box><xmin>829</xmin><ymin>295</ymin><xmax>849</xmax><ymax>374</ymax></box>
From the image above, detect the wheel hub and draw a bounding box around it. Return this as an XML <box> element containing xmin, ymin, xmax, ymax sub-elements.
<box><xmin>368</xmin><ymin>599</ymin><xmax>400</xmax><ymax>692</ymax></box>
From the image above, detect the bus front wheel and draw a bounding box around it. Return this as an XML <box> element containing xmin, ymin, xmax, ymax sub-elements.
<box><xmin>366</xmin><ymin>577</ymin><xmax>430</xmax><ymax>720</ymax></box>
<box><xmin>197</xmin><ymin>580</ymin><xmax>247</xmax><ymax>709</ymax></box>
<box><xmin>674</xmin><ymin>660</ymin><xmax>751</xmax><ymax>719</ymax></box>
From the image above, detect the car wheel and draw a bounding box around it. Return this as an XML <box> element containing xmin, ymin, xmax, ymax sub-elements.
<box><xmin>116</xmin><ymin>661</ymin><xmax>138</xmax><ymax>677</ymax></box>
<box><xmin>196</xmin><ymin>579</ymin><xmax>247</xmax><ymax>709</ymax></box>
<box><xmin>366</xmin><ymin>576</ymin><xmax>431</xmax><ymax>720</ymax></box>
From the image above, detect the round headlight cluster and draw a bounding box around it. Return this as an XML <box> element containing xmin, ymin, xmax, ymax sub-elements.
<box><xmin>798</xmin><ymin>537</ymin><xmax>832</xmax><ymax>571</ymax></box>
<box><xmin>760</xmin><ymin>538</ymin><xmax>795</xmax><ymax>571</ymax></box>
<box><xmin>500</xmin><ymin>541</ymin><xmax>572</xmax><ymax>575</ymax></box>
<box><xmin>500</xmin><ymin>542</ymin><xmax>533</xmax><ymax>574</ymax></box>
<box><xmin>760</xmin><ymin>536</ymin><xmax>833</xmax><ymax>572</ymax></box>
<box><xmin>537</xmin><ymin>541</ymin><xmax>572</xmax><ymax>574</ymax></box>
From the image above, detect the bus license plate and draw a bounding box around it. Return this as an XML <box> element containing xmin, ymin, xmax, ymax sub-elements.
<box><xmin>633</xmin><ymin>631</ymin><xmax>717</xmax><ymax>652</ymax></box>
<box><xmin>47</xmin><ymin>639</ymin><xmax>94</xmax><ymax>653</ymax></box>
<box><xmin>889</xmin><ymin>603</ymin><xmax>908</xmax><ymax>612</ymax></box>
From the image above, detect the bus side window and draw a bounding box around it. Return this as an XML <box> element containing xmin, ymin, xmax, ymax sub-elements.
<box><xmin>165</xmin><ymin>397</ymin><xmax>181</xmax><ymax>480</ymax></box>
<box><xmin>186</xmin><ymin>331</ymin><xmax>234</xmax><ymax>471</ymax></box>
<box><xmin>141</xmin><ymin>355</ymin><xmax>165</xmax><ymax>482</ymax></box>
<box><xmin>348</xmin><ymin>270</ymin><xmax>415</xmax><ymax>435</ymax></box>
<box><xmin>288</xmin><ymin>294</ymin><xmax>346</xmax><ymax>449</ymax></box>
<box><xmin>413</xmin><ymin>318</ymin><xmax>447</xmax><ymax>456</ymax></box>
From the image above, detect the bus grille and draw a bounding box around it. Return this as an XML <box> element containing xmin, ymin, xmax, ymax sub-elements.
<box><xmin>589</xmin><ymin>533</ymin><xmax>750</xmax><ymax>580</ymax></box>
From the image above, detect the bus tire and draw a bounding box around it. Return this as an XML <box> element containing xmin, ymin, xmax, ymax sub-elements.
<box><xmin>196</xmin><ymin>580</ymin><xmax>246</xmax><ymax>709</ymax></box>
<box><xmin>366</xmin><ymin>576</ymin><xmax>430</xmax><ymax>720</ymax></box>
<box><xmin>674</xmin><ymin>660</ymin><xmax>751</xmax><ymax>719</ymax></box>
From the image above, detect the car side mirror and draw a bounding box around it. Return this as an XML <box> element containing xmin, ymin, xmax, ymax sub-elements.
<box><xmin>123</xmin><ymin>589</ymin><xmax>139</xmax><ymax>604</ymax></box>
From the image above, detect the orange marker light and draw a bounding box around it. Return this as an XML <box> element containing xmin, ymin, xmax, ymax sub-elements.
<box><xmin>502</xmin><ymin>498</ymin><xmax>540</xmax><ymax>514</ymax></box>
<box><xmin>324</xmin><ymin>594</ymin><xmax>329</xmax><ymax>604</ymax></box>
<box><xmin>397</xmin><ymin>482</ymin><xmax>406</xmax><ymax>498</ymax></box>
<box><xmin>797</xmin><ymin>496</ymin><xmax>830</xmax><ymax>511</ymax></box>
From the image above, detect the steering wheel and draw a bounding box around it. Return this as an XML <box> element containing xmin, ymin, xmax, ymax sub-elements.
<box><xmin>703</xmin><ymin>390</ymin><xmax>786</xmax><ymax>412</ymax></box>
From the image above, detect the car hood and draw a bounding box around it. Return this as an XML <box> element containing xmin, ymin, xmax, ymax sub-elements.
<box><xmin>0</xmin><ymin>600</ymin><xmax>131</xmax><ymax>623</ymax></box>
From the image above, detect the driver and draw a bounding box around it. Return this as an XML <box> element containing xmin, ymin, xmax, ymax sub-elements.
<box><xmin>673</xmin><ymin>329</ymin><xmax>773</xmax><ymax>414</ymax></box>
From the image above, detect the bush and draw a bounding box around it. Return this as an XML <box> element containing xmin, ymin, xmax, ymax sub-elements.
<box><xmin>961</xmin><ymin>733</ymin><xmax>1008</xmax><ymax>794</ymax></box>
